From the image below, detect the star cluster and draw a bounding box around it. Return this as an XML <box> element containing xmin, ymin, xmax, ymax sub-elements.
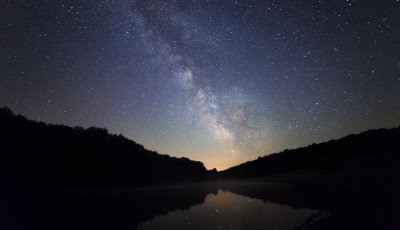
<box><xmin>1</xmin><ymin>0</ymin><xmax>399</xmax><ymax>170</ymax></box>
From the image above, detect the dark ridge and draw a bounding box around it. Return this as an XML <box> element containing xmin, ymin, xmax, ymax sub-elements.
<box><xmin>0</xmin><ymin>107</ymin><xmax>213</xmax><ymax>190</ymax></box>
<box><xmin>220</xmin><ymin>125</ymin><xmax>400</xmax><ymax>178</ymax></box>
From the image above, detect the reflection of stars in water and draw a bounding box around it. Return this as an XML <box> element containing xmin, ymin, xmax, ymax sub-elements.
<box><xmin>138</xmin><ymin>190</ymin><xmax>325</xmax><ymax>229</ymax></box>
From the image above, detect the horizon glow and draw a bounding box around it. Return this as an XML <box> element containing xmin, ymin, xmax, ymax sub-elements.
<box><xmin>1</xmin><ymin>1</ymin><xmax>399</xmax><ymax>170</ymax></box>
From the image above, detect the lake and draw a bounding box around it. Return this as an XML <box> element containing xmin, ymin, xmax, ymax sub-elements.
<box><xmin>139</xmin><ymin>189</ymin><xmax>326</xmax><ymax>230</ymax></box>
<box><xmin>0</xmin><ymin>181</ymin><xmax>329</xmax><ymax>230</ymax></box>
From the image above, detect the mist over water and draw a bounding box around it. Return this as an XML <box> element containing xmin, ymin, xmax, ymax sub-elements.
<box><xmin>139</xmin><ymin>189</ymin><xmax>324</xmax><ymax>230</ymax></box>
<box><xmin>0</xmin><ymin>182</ymin><xmax>328</xmax><ymax>230</ymax></box>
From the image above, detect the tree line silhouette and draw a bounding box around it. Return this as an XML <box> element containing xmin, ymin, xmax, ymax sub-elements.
<box><xmin>1</xmin><ymin>106</ymin><xmax>399</xmax><ymax>189</ymax></box>
<box><xmin>221</xmin><ymin>125</ymin><xmax>400</xmax><ymax>178</ymax></box>
<box><xmin>0</xmin><ymin>107</ymin><xmax>212</xmax><ymax>189</ymax></box>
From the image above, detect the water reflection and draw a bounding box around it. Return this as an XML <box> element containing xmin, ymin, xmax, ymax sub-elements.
<box><xmin>139</xmin><ymin>189</ymin><xmax>323</xmax><ymax>230</ymax></box>
<box><xmin>0</xmin><ymin>182</ymin><xmax>327</xmax><ymax>230</ymax></box>
<box><xmin>0</xmin><ymin>183</ymin><xmax>217</xmax><ymax>230</ymax></box>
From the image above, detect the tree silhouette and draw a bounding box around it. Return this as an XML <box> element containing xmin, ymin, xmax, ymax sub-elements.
<box><xmin>0</xmin><ymin>107</ymin><xmax>210</xmax><ymax>189</ymax></box>
<box><xmin>221</xmin><ymin>124</ymin><xmax>400</xmax><ymax>178</ymax></box>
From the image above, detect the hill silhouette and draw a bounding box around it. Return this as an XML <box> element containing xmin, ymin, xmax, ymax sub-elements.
<box><xmin>221</xmin><ymin>125</ymin><xmax>400</xmax><ymax>178</ymax></box>
<box><xmin>2</xmin><ymin>106</ymin><xmax>399</xmax><ymax>189</ymax></box>
<box><xmin>0</xmin><ymin>107</ymin><xmax>211</xmax><ymax>189</ymax></box>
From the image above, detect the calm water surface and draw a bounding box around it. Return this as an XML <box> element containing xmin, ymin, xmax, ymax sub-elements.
<box><xmin>1</xmin><ymin>182</ymin><xmax>328</xmax><ymax>230</ymax></box>
<box><xmin>139</xmin><ymin>189</ymin><xmax>324</xmax><ymax>230</ymax></box>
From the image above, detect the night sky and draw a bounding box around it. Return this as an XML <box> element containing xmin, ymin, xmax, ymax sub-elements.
<box><xmin>1</xmin><ymin>0</ymin><xmax>399</xmax><ymax>170</ymax></box>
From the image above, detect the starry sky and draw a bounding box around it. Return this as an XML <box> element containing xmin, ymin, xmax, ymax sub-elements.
<box><xmin>1</xmin><ymin>0</ymin><xmax>400</xmax><ymax>170</ymax></box>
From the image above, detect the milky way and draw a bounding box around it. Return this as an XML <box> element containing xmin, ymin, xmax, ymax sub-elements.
<box><xmin>1</xmin><ymin>0</ymin><xmax>399</xmax><ymax>169</ymax></box>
